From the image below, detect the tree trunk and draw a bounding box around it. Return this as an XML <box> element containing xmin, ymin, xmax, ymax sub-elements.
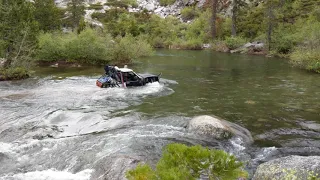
<box><xmin>211</xmin><ymin>0</ymin><xmax>218</xmax><ymax>40</ymax></box>
<box><xmin>231</xmin><ymin>0</ymin><xmax>237</xmax><ymax>37</ymax></box>
<box><xmin>266</xmin><ymin>5</ymin><xmax>274</xmax><ymax>51</ymax></box>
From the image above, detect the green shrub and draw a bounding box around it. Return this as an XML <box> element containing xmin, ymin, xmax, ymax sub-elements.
<box><xmin>66</xmin><ymin>28</ymin><xmax>112</xmax><ymax>64</ymax></box>
<box><xmin>159</xmin><ymin>0</ymin><xmax>176</xmax><ymax>6</ymax></box>
<box><xmin>211</xmin><ymin>40</ymin><xmax>230</xmax><ymax>52</ymax></box>
<box><xmin>37</xmin><ymin>32</ymin><xmax>69</xmax><ymax>61</ymax></box>
<box><xmin>290</xmin><ymin>47</ymin><xmax>320</xmax><ymax>73</ymax></box>
<box><xmin>0</xmin><ymin>40</ymin><xmax>7</xmax><ymax>58</ymax></box>
<box><xmin>36</xmin><ymin>28</ymin><xmax>153</xmax><ymax>64</ymax></box>
<box><xmin>126</xmin><ymin>143</ymin><xmax>248</xmax><ymax>180</ymax></box>
<box><xmin>110</xmin><ymin>34</ymin><xmax>153</xmax><ymax>63</ymax></box>
<box><xmin>180</xmin><ymin>7</ymin><xmax>198</xmax><ymax>21</ymax></box>
<box><xmin>289</xmin><ymin>20</ymin><xmax>320</xmax><ymax>73</ymax></box>
<box><xmin>271</xmin><ymin>24</ymin><xmax>302</xmax><ymax>54</ymax></box>
<box><xmin>105</xmin><ymin>0</ymin><xmax>137</xmax><ymax>9</ymax></box>
<box><xmin>87</xmin><ymin>3</ymin><xmax>103</xmax><ymax>10</ymax></box>
<box><xmin>37</xmin><ymin>29</ymin><xmax>112</xmax><ymax>64</ymax></box>
<box><xmin>171</xmin><ymin>39</ymin><xmax>203</xmax><ymax>50</ymax></box>
<box><xmin>185</xmin><ymin>9</ymin><xmax>211</xmax><ymax>42</ymax></box>
<box><xmin>224</xmin><ymin>36</ymin><xmax>247</xmax><ymax>50</ymax></box>
<box><xmin>0</xmin><ymin>67</ymin><xmax>29</xmax><ymax>80</ymax></box>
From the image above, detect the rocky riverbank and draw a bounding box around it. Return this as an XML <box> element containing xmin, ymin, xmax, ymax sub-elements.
<box><xmin>188</xmin><ymin>115</ymin><xmax>320</xmax><ymax>179</ymax></box>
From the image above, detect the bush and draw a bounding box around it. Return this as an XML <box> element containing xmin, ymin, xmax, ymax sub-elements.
<box><xmin>87</xmin><ymin>3</ymin><xmax>103</xmax><ymax>10</ymax></box>
<box><xmin>110</xmin><ymin>34</ymin><xmax>153</xmax><ymax>63</ymax></box>
<box><xmin>159</xmin><ymin>0</ymin><xmax>176</xmax><ymax>6</ymax></box>
<box><xmin>126</xmin><ymin>143</ymin><xmax>248</xmax><ymax>180</ymax></box>
<box><xmin>0</xmin><ymin>40</ymin><xmax>7</xmax><ymax>58</ymax></box>
<box><xmin>185</xmin><ymin>9</ymin><xmax>211</xmax><ymax>42</ymax></box>
<box><xmin>105</xmin><ymin>0</ymin><xmax>137</xmax><ymax>9</ymax></box>
<box><xmin>37</xmin><ymin>32</ymin><xmax>69</xmax><ymax>61</ymax></box>
<box><xmin>171</xmin><ymin>39</ymin><xmax>203</xmax><ymax>50</ymax></box>
<box><xmin>181</xmin><ymin>7</ymin><xmax>198</xmax><ymax>21</ymax></box>
<box><xmin>211</xmin><ymin>40</ymin><xmax>230</xmax><ymax>52</ymax></box>
<box><xmin>36</xmin><ymin>28</ymin><xmax>153</xmax><ymax>65</ymax></box>
<box><xmin>289</xmin><ymin>20</ymin><xmax>320</xmax><ymax>73</ymax></box>
<box><xmin>0</xmin><ymin>67</ymin><xmax>29</xmax><ymax>80</ymax></box>
<box><xmin>271</xmin><ymin>24</ymin><xmax>302</xmax><ymax>54</ymax></box>
<box><xmin>224</xmin><ymin>36</ymin><xmax>247</xmax><ymax>50</ymax></box>
<box><xmin>65</xmin><ymin>28</ymin><xmax>112</xmax><ymax>64</ymax></box>
<box><xmin>37</xmin><ymin>29</ymin><xmax>111</xmax><ymax>64</ymax></box>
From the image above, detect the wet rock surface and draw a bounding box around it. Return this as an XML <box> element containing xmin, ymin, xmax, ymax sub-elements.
<box><xmin>188</xmin><ymin>115</ymin><xmax>253</xmax><ymax>144</ymax></box>
<box><xmin>253</xmin><ymin>155</ymin><xmax>320</xmax><ymax>180</ymax></box>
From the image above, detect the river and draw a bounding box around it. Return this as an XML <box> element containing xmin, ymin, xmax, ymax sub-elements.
<box><xmin>0</xmin><ymin>50</ymin><xmax>319</xmax><ymax>179</ymax></box>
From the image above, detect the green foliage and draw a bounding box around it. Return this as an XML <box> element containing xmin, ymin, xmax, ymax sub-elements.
<box><xmin>0</xmin><ymin>67</ymin><xmax>29</xmax><ymax>80</ymax></box>
<box><xmin>159</xmin><ymin>0</ymin><xmax>176</xmax><ymax>6</ymax></box>
<box><xmin>105</xmin><ymin>0</ymin><xmax>138</xmax><ymax>9</ymax></box>
<box><xmin>185</xmin><ymin>9</ymin><xmax>211</xmax><ymax>42</ymax></box>
<box><xmin>34</xmin><ymin>0</ymin><xmax>62</xmax><ymax>32</ymax></box>
<box><xmin>126</xmin><ymin>164</ymin><xmax>156</xmax><ymax>180</ymax></box>
<box><xmin>237</xmin><ymin>3</ymin><xmax>265</xmax><ymax>39</ymax></box>
<box><xmin>289</xmin><ymin>16</ymin><xmax>320</xmax><ymax>73</ymax></box>
<box><xmin>0</xmin><ymin>40</ymin><xmax>6</xmax><ymax>58</ymax></box>
<box><xmin>271</xmin><ymin>24</ymin><xmax>301</xmax><ymax>54</ymax></box>
<box><xmin>92</xmin><ymin>9</ymin><xmax>211</xmax><ymax>49</ymax></box>
<box><xmin>87</xmin><ymin>3</ymin><xmax>103</xmax><ymax>10</ymax></box>
<box><xmin>171</xmin><ymin>39</ymin><xmax>203</xmax><ymax>50</ymax></box>
<box><xmin>37</xmin><ymin>32</ymin><xmax>68</xmax><ymax>61</ymax></box>
<box><xmin>110</xmin><ymin>34</ymin><xmax>153</xmax><ymax>63</ymax></box>
<box><xmin>65</xmin><ymin>28</ymin><xmax>112</xmax><ymax>64</ymax></box>
<box><xmin>36</xmin><ymin>28</ymin><xmax>152</xmax><ymax>64</ymax></box>
<box><xmin>224</xmin><ymin>36</ymin><xmax>247</xmax><ymax>50</ymax></box>
<box><xmin>0</xmin><ymin>0</ymin><xmax>39</xmax><ymax>67</ymax></box>
<box><xmin>126</xmin><ymin>143</ymin><xmax>248</xmax><ymax>180</ymax></box>
<box><xmin>37</xmin><ymin>29</ymin><xmax>112</xmax><ymax>64</ymax></box>
<box><xmin>66</xmin><ymin>0</ymin><xmax>85</xmax><ymax>30</ymax></box>
<box><xmin>180</xmin><ymin>7</ymin><xmax>199</xmax><ymax>21</ymax></box>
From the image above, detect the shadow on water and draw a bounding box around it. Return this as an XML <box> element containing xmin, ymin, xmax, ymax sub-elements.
<box><xmin>0</xmin><ymin>50</ymin><xmax>319</xmax><ymax>179</ymax></box>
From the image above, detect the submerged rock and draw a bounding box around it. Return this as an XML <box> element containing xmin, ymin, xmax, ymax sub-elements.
<box><xmin>187</xmin><ymin>115</ymin><xmax>253</xmax><ymax>144</ymax></box>
<box><xmin>90</xmin><ymin>155</ymin><xmax>142</xmax><ymax>180</ymax></box>
<box><xmin>253</xmin><ymin>155</ymin><xmax>320</xmax><ymax>180</ymax></box>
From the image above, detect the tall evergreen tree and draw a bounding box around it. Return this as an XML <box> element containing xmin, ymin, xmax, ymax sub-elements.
<box><xmin>231</xmin><ymin>0</ymin><xmax>247</xmax><ymax>37</ymax></box>
<box><xmin>211</xmin><ymin>0</ymin><xmax>218</xmax><ymax>39</ymax></box>
<box><xmin>66</xmin><ymin>0</ymin><xmax>85</xmax><ymax>31</ymax></box>
<box><xmin>34</xmin><ymin>0</ymin><xmax>62</xmax><ymax>32</ymax></box>
<box><xmin>0</xmin><ymin>0</ymin><xmax>39</xmax><ymax>67</ymax></box>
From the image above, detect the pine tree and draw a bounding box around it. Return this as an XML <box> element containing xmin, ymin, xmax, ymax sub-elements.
<box><xmin>231</xmin><ymin>0</ymin><xmax>247</xmax><ymax>37</ymax></box>
<box><xmin>211</xmin><ymin>0</ymin><xmax>218</xmax><ymax>39</ymax></box>
<box><xmin>0</xmin><ymin>0</ymin><xmax>39</xmax><ymax>67</ymax></box>
<box><xmin>34</xmin><ymin>0</ymin><xmax>62</xmax><ymax>32</ymax></box>
<box><xmin>66</xmin><ymin>0</ymin><xmax>85</xmax><ymax>31</ymax></box>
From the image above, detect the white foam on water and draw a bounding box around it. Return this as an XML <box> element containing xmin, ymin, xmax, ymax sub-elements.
<box><xmin>25</xmin><ymin>77</ymin><xmax>172</xmax><ymax>109</ymax></box>
<box><xmin>229</xmin><ymin>137</ymin><xmax>246</xmax><ymax>152</ymax></box>
<box><xmin>253</xmin><ymin>147</ymin><xmax>277</xmax><ymax>161</ymax></box>
<box><xmin>0</xmin><ymin>142</ymin><xmax>13</xmax><ymax>154</ymax></box>
<box><xmin>0</xmin><ymin>169</ymin><xmax>93</xmax><ymax>180</ymax></box>
<box><xmin>43</xmin><ymin>110</ymin><xmax>138</xmax><ymax>137</ymax></box>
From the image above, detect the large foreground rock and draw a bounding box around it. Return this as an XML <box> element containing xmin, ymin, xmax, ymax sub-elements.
<box><xmin>253</xmin><ymin>155</ymin><xmax>320</xmax><ymax>180</ymax></box>
<box><xmin>188</xmin><ymin>115</ymin><xmax>253</xmax><ymax>144</ymax></box>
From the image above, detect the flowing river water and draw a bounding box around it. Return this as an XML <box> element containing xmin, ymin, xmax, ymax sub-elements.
<box><xmin>0</xmin><ymin>50</ymin><xmax>319</xmax><ymax>179</ymax></box>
